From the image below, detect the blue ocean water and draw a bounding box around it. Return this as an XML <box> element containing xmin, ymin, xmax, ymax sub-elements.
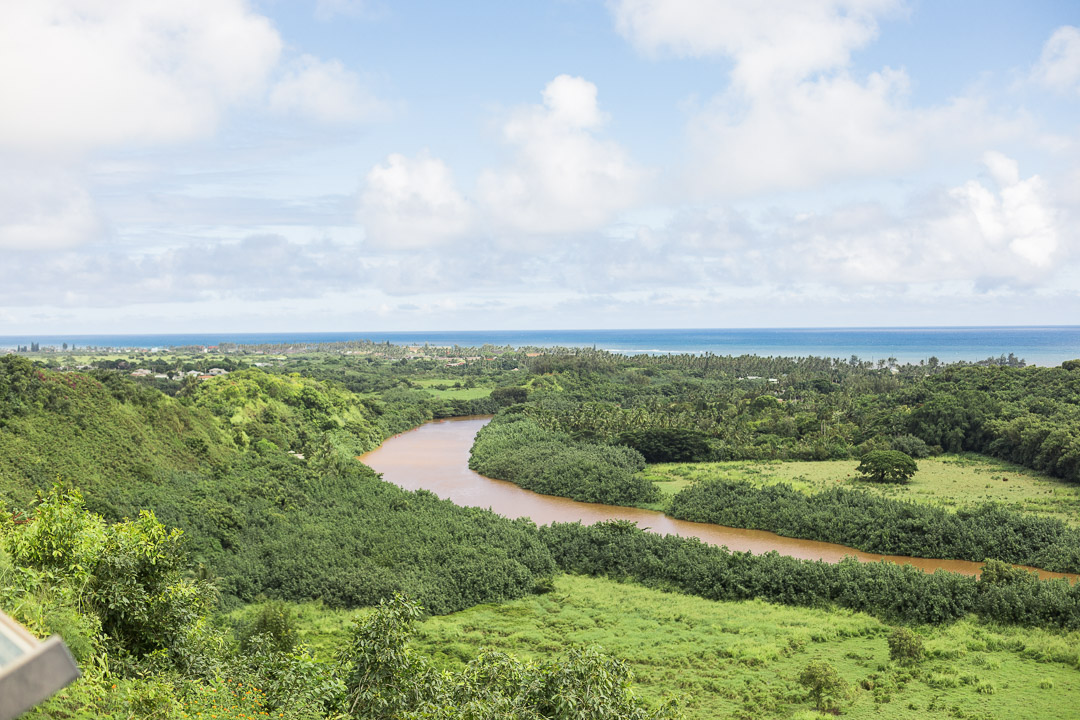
<box><xmin>1</xmin><ymin>327</ymin><xmax>1078</xmax><ymax>366</ymax></box>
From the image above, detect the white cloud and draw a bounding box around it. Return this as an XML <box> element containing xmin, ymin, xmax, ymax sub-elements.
<box><xmin>611</xmin><ymin>0</ymin><xmax>1018</xmax><ymax>196</ymax></box>
<box><xmin>611</xmin><ymin>0</ymin><xmax>900</xmax><ymax>88</ymax></box>
<box><xmin>0</xmin><ymin>1</ymin><xmax>282</xmax><ymax>151</ymax></box>
<box><xmin>1032</xmin><ymin>26</ymin><xmax>1080</xmax><ymax>94</ymax></box>
<box><xmin>477</xmin><ymin>75</ymin><xmax>645</xmax><ymax>236</ymax></box>
<box><xmin>0</xmin><ymin>166</ymin><xmax>105</xmax><ymax>250</ymax></box>
<box><xmin>269</xmin><ymin>55</ymin><xmax>387</xmax><ymax>123</ymax></box>
<box><xmin>772</xmin><ymin>153</ymin><xmax>1063</xmax><ymax>286</ymax></box>
<box><xmin>359</xmin><ymin>152</ymin><xmax>474</xmax><ymax>248</ymax></box>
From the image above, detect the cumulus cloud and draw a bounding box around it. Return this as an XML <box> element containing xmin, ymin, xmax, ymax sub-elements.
<box><xmin>357</xmin><ymin>75</ymin><xmax>644</xmax><ymax>245</ymax></box>
<box><xmin>612</xmin><ymin>0</ymin><xmax>900</xmax><ymax>88</ymax></box>
<box><xmin>269</xmin><ymin>55</ymin><xmax>387</xmax><ymax>123</ymax></box>
<box><xmin>359</xmin><ymin>152</ymin><xmax>474</xmax><ymax>248</ymax></box>
<box><xmin>0</xmin><ymin>1</ymin><xmax>282</xmax><ymax>151</ymax></box>
<box><xmin>611</xmin><ymin>0</ymin><xmax>1016</xmax><ymax>196</ymax></box>
<box><xmin>1031</xmin><ymin>26</ymin><xmax>1080</xmax><ymax>93</ymax></box>
<box><xmin>770</xmin><ymin>153</ymin><xmax>1064</xmax><ymax>287</ymax></box>
<box><xmin>0</xmin><ymin>1</ymin><xmax>392</xmax><ymax>252</ymax></box>
<box><xmin>476</xmin><ymin>75</ymin><xmax>645</xmax><ymax>236</ymax></box>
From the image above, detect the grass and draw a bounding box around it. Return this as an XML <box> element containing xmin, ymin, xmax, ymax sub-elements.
<box><xmin>409</xmin><ymin>377</ymin><xmax>493</xmax><ymax>400</ymax></box>
<box><xmin>411</xmin><ymin>575</ymin><xmax>1080</xmax><ymax>720</ymax></box>
<box><xmin>646</xmin><ymin>454</ymin><xmax>1080</xmax><ymax>526</ymax></box>
<box><xmin>265</xmin><ymin>574</ymin><xmax>1080</xmax><ymax>719</ymax></box>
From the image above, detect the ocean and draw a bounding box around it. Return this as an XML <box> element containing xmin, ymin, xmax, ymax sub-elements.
<box><xmin>3</xmin><ymin>327</ymin><xmax>1079</xmax><ymax>366</ymax></box>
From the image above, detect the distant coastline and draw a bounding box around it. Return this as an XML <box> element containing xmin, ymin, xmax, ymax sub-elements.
<box><xmin>2</xmin><ymin>326</ymin><xmax>1079</xmax><ymax>366</ymax></box>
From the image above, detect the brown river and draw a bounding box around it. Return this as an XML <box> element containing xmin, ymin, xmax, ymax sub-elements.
<box><xmin>359</xmin><ymin>416</ymin><xmax>1077</xmax><ymax>582</ymax></box>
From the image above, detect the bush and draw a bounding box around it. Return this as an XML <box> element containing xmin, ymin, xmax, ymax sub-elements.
<box><xmin>887</xmin><ymin>627</ymin><xmax>924</xmax><ymax>665</ymax></box>
<box><xmin>238</xmin><ymin>601</ymin><xmax>299</xmax><ymax>655</ymax></box>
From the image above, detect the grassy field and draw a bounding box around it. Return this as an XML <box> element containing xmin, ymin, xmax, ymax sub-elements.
<box><xmin>252</xmin><ymin>574</ymin><xmax>1080</xmax><ymax>720</ymax></box>
<box><xmin>645</xmin><ymin>454</ymin><xmax>1080</xmax><ymax>526</ymax></box>
<box><xmin>413</xmin><ymin>575</ymin><xmax>1080</xmax><ymax>720</ymax></box>
<box><xmin>409</xmin><ymin>377</ymin><xmax>493</xmax><ymax>400</ymax></box>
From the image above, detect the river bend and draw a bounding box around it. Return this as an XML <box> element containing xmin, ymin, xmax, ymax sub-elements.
<box><xmin>360</xmin><ymin>416</ymin><xmax>1076</xmax><ymax>581</ymax></box>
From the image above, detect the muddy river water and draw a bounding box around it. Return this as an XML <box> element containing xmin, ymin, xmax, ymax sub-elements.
<box><xmin>360</xmin><ymin>416</ymin><xmax>1076</xmax><ymax>581</ymax></box>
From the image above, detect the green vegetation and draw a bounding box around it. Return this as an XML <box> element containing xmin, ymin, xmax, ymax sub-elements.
<box><xmin>645</xmin><ymin>456</ymin><xmax>1080</xmax><ymax>526</ymax></box>
<box><xmin>857</xmin><ymin>450</ymin><xmax>918</xmax><ymax>483</ymax></box>
<box><xmin>666</xmin><ymin>478</ymin><xmax>1080</xmax><ymax>573</ymax></box>
<box><xmin>542</xmin><ymin>520</ymin><xmax>1080</xmax><ymax>627</ymax></box>
<box><xmin>410</xmin><ymin>575</ymin><xmax>1080</xmax><ymax>720</ymax></box>
<box><xmin>3</xmin><ymin>490</ymin><xmax>660</xmax><ymax>720</ymax></box>
<box><xmin>5</xmin><ymin>342</ymin><xmax>1080</xmax><ymax>718</ymax></box>
<box><xmin>470</xmin><ymin>412</ymin><xmax>658</xmax><ymax>505</ymax></box>
<box><xmin>0</xmin><ymin>355</ymin><xmax>552</xmax><ymax>613</ymax></box>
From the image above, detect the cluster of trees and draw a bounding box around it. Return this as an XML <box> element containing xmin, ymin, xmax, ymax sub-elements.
<box><xmin>540</xmin><ymin>520</ymin><xmax>1080</xmax><ymax>628</ymax></box>
<box><xmin>2</xmin><ymin>488</ymin><xmax>673</xmax><ymax>720</ymax></box>
<box><xmin>496</xmin><ymin>350</ymin><xmax>1080</xmax><ymax>483</ymax></box>
<box><xmin>469</xmin><ymin>412</ymin><xmax>657</xmax><ymax>506</ymax></box>
<box><xmin>666</xmin><ymin>479</ymin><xmax>1080</xmax><ymax>573</ymax></box>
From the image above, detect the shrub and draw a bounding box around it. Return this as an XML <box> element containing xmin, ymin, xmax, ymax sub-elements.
<box><xmin>798</xmin><ymin>660</ymin><xmax>845</xmax><ymax>711</ymax></box>
<box><xmin>887</xmin><ymin>627</ymin><xmax>924</xmax><ymax>665</ymax></box>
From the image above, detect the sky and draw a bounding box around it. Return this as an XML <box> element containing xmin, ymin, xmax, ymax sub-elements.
<box><xmin>1</xmin><ymin>0</ymin><xmax>1079</xmax><ymax>333</ymax></box>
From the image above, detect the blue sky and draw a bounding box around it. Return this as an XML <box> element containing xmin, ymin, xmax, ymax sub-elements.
<box><xmin>1</xmin><ymin>0</ymin><xmax>1078</xmax><ymax>333</ymax></box>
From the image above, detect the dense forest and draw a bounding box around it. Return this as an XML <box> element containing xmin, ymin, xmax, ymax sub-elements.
<box><xmin>2</xmin><ymin>344</ymin><xmax>1079</xmax><ymax>718</ymax></box>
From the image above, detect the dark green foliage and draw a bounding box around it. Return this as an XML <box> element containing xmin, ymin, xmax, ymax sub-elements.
<box><xmin>890</xmin><ymin>433</ymin><xmax>932</xmax><ymax>458</ymax></box>
<box><xmin>667</xmin><ymin>479</ymin><xmax>1080</xmax><ymax>572</ymax></box>
<box><xmin>0</xmin><ymin>363</ymin><xmax>554</xmax><ymax>615</ymax></box>
<box><xmin>856</xmin><ymin>450</ymin><xmax>918</xmax><ymax>483</ymax></box>
<box><xmin>617</xmin><ymin>428</ymin><xmax>712</xmax><ymax>462</ymax></box>
<box><xmin>490</xmin><ymin>386</ymin><xmax>528</xmax><ymax>406</ymax></box>
<box><xmin>470</xmin><ymin>414</ymin><xmax>657</xmax><ymax>505</ymax></box>
<box><xmin>104</xmin><ymin>449</ymin><xmax>555</xmax><ymax>614</ymax></box>
<box><xmin>887</xmin><ymin>627</ymin><xmax>924</xmax><ymax>665</ymax></box>
<box><xmin>0</xmin><ymin>359</ymin><xmax>232</xmax><ymax>507</ymax></box>
<box><xmin>540</xmin><ymin>520</ymin><xmax>1080</xmax><ymax>628</ymax></box>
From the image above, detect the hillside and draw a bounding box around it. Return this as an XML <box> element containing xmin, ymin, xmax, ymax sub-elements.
<box><xmin>0</xmin><ymin>355</ymin><xmax>553</xmax><ymax>612</ymax></box>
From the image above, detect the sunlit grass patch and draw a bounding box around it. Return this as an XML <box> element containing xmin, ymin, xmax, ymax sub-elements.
<box><xmin>408</xmin><ymin>575</ymin><xmax>1080</xmax><ymax>720</ymax></box>
<box><xmin>648</xmin><ymin>454</ymin><xmax>1080</xmax><ymax>525</ymax></box>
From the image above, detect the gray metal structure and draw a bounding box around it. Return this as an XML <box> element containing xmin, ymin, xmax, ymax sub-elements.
<box><xmin>0</xmin><ymin>611</ymin><xmax>80</xmax><ymax>720</ymax></box>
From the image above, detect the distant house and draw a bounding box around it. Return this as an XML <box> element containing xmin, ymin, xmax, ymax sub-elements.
<box><xmin>207</xmin><ymin>368</ymin><xmax>228</xmax><ymax>376</ymax></box>
<box><xmin>130</xmin><ymin>369</ymin><xmax>152</xmax><ymax>377</ymax></box>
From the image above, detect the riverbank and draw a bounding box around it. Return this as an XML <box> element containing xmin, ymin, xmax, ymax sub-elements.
<box><xmin>359</xmin><ymin>416</ymin><xmax>1078</xmax><ymax>582</ymax></box>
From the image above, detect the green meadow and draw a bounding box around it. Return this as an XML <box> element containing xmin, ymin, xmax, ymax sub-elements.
<box><xmin>409</xmin><ymin>377</ymin><xmax>495</xmax><ymax>400</ymax></box>
<box><xmin>412</xmin><ymin>575</ymin><xmax>1080</xmax><ymax>720</ymax></box>
<box><xmin>263</xmin><ymin>574</ymin><xmax>1080</xmax><ymax>720</ymax></box>
<box><xmin>645</xmin><ymin>454</ymin><xmax>1080</xmax><ymax>526</ymax></box>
